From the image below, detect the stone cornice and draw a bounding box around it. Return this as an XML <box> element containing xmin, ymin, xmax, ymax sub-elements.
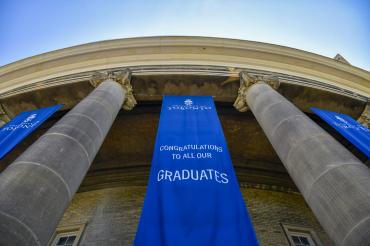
<box><xmin>0</xmin><ymin>36</ymin><xmax>369</xmax><ymax>98</ymax></box>
<box><xmin>234</xmin><ymin>71</ymin><xmax>280</xmax><ymax>112</ymax></box>
<box><xmin>90</xmin><ymin>69</ymin><xmax>137</xmax><ymax>110</ymax></box>
<box><xmin>0</xmin><ymin>65</ymin><xmax>368</xmax><ymax>103</ymax></box>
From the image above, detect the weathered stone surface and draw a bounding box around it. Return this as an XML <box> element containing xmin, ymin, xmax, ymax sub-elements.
<box><xmin>0</xmin><ymin>103</ymin><xmax>10</xmax><ymax>127</ymax></box>
<box><xmin>246</xmin><ymin>82</ymin><xmax>370</xmax><ymax>246</ymax></box>
<box><xmin>0</xmin><ymin>164</ymin><xmax>69</xmax><ymax>246</ymax></box>
<box><xmin>90</xmin><ymin>69</ymin><xmax>137</xmax><ymax>111</ymax></box>
<box><xmin>234</xmin><ymin>72</ymin><xmax>279</xmax><ymax>112</ymax></box>
<box><xmin>0</xmin><ymin>80</ymin><xmax>125</xmax><ymax>245</ymax></box>
<box><xmin>357</xmin><ymin>102</ymin><xmax>370</xmax><ymax>129</ymax></box>
<box><xmin>55</xmin><ymin>186</ymin><xmax>332</xmax><ymax>246</ymax></box>
<box><xmin>1</xmin><ymin>73</ymin><xmax>365</xmax><ymax>119</ymax></box>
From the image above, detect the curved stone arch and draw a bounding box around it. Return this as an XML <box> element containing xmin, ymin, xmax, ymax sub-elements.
<box><xmin>0</xmin><ymin>36</ymin><xmax>369</xmax><ymax>98</ymax></box>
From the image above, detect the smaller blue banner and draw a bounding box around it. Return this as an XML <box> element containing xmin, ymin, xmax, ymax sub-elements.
<box><xmin>311</xmin><ymin>107</ymin><xmax>370</xmax><ymax>158</ymax></box>
<box><xmin>0</xmin><ymin>104</ymin><xmax>63</xmax><ymax>159</ymax></box>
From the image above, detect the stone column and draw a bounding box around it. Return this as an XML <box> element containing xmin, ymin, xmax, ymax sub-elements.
<box><xmin>234</xmin><ymin>72</ymin><xmax>370</xmax><ymax>246</ymax></box>
<box><xmin>0</xmin><ymin>69</ymin><xmax>136</xmax><ymax>246</ymax></box>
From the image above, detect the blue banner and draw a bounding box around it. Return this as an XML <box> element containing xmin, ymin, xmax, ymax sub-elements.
<box><xmin>0</xmin><ymin>104</ymin><xmax>63</xmax><ymax>159</ymax></box>
<box><xmin>135</xmin><ymin>96</ymin><xmax>258</xmax><ymax>246</ymax></box>
<box><xmin>311</xmin><ymin>107</ymin><xmax>370</xmax><ymax>158</ymax></box>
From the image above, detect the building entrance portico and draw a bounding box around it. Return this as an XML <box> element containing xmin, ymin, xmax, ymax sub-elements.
<box><xmin>0</xmin><ymin>37</ymin><xmax>369</xmax><ymax>246</ymax></box>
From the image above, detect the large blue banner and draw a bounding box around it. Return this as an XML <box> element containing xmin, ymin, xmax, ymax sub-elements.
<box><xmin>311</xmin><ymin>107</ymin><xmax>370</xmax><ymax>158</ymax></box>
<box><xmin>0</xmin><ymin>104</ymin><xmax>63</xmax><ymax>159</ymax></box>
<box><xmin>135</xmin><ymin>96</ymin><xmax>258</xmax><ymax>246</ymax></box>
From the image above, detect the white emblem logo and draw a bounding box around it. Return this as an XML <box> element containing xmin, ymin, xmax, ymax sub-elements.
<box><xmin>167</xmin><ymin>98</ymin><xmax>211</xmax><ymax>111</ymax></box>
<box><xmin>24</xmin><ymin>114</ymin><xmax>37</xmax><ymax>123</ymax></box>
<box><xmin>333</xmin><ymin>114</ymin><xmax>369</xmax><ymax>132</ymax></box>
<box><xmin>1</xmin><ymin>113</ymin><xmax>39</xmax><ymax>131</ymax></box>
<box><xmin>184</xmin><ymin>99</ymin><xmax>193</xmax><ymax>106</ymax></box>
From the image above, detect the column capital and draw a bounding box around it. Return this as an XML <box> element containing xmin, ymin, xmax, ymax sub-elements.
<box><xmin>357</xmin><ymin>102</ymin><xmax>370</xmax><ymax>129</ymax></box>
<box><xmin>0</xmin><ymin>104</ymin><xmax>10</xmax><ymax>127</ymax></box>
<box><xmin>233</xmin><ymin>71</ymin><xmax>280</xmax><ymax>112</ymax></box>
<box><xmin>90</xmin><ymin>69</ymin><xmax>137</xmax><ymax>110</ymax></box>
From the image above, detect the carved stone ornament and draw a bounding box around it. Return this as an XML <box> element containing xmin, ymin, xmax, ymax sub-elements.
<box><xmin>0</xmin><ymin>103</ymin><xmax>10</xmax><ymax>127</ymax></box>
<box><xmin>357</xmin><ymin>102</ymin><xmax>370</xmax><ymax>129</ymax></box>
<box><xmin>90</xmin><ymin>69</ymin><xmax>137</xmax><ymax>110</ymax></box>
<box><xmin>233</xmin><ymin>71</ymin><xmax>280</xmax><ymax>112</ymax></box>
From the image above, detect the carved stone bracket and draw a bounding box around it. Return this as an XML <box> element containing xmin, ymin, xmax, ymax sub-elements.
<box><xmin>233</xmin><ymin>71</ymin><xmax>280</xmax><ymax>112</ymax></box>
<box><xmin>0</xmin><ymin>104</ymin><xmax>10</xmax><ymax>127</ymax></box>
<box><xmin>357</xmin><ymin>102</ymin><xmax>370</xmax><ymax>129</ymax></box>
<box><xmin>90</xmin><ymin>69</ymin><xmax>137</xmax><ymax>110</ymax></box>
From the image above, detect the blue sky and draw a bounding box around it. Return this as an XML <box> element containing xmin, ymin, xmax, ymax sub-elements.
<box><xmin>0</xmin><ymin>0</ymin><xmax>369</xmax><ymax>70</ymax></box>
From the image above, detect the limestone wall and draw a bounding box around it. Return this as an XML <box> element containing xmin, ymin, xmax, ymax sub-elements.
<box><xmin>56</xmin><ymin>186</ymin><xmax>332</xmax><ymax>246</ymax></box>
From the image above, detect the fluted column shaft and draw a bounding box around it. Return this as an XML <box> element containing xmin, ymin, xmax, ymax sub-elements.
<box><xmin>246</xmin><ymin>82</ymin><xmax>370</xmax><ymax>246</ymax></box>
<box><xmin>0</xmin><ymin>80</ymin><xmax>125</xmax><ymax>246</ymax></box>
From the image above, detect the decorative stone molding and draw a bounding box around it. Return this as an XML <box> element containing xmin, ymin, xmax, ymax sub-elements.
<box><xmin>234</xmin><ymin>71</ymin><xmax>280</xmax><ymax>112</ymax></box>
<box><xmin>239</xmin><ymin>182</ymin><xmax>299</xmax><ymax>194</ymax></box>
<box><xmin>0</xmin><ymin>104</ymin><xmax>10</xmax><ymax>127</ymax></box>
<box><xmin>2</xmin><ymin>65</ymin><xmax>366</xmax><ymax>102</ymax></box>
<box><xmin>357</xmin><ymin>102</ymin><xmax>370</xmax><ymax>129</ymax></box>
<box><xmin>333</xmin><ymin>53</ymin><xmax>350</xmax><ymax>65</ymax></box>
<box><xmin>90</xmin><ymin>69</ymin><xmax>137</xmax><ymax>110</ymax></box>
<box><xmin>1</xmin><ymin>37</ymin><xmax>369</xmax><ymax>99</ymax></box>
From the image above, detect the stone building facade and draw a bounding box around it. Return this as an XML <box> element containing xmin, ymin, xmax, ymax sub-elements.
<box><xmin>0</xmin><ymin>37</ymin><xmax>369</xmax><ymax>246</ymax></box>
<box><xmin>57</xmin><ymin>186</ymin><xmax>333</xmax><ymax>246</ymax></box>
